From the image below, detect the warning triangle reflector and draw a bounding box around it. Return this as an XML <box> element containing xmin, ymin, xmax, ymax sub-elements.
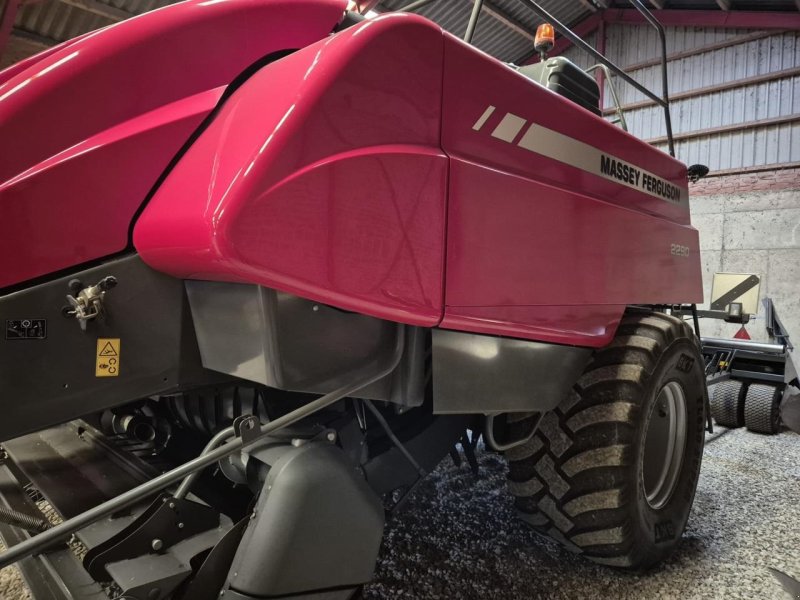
<box><xmin>733</xmin><ymin>326</ymin><xmax>751</xmax><ymax>340</ymax></box>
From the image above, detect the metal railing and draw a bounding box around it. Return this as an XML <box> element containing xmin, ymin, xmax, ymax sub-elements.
<box><xmin>397</xmin><ymin>0</ymin><xmax>677</xmax><ymax>157</ymax></box>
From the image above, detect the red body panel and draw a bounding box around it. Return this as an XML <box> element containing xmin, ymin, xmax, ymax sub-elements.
<box><xmin>439</xmin><ymin>36</ymin><xmax>701</xmax><ymax>345</ymax></box>
<box><xmin>135</xmin><ymin>14</ymin><xmax>701</xmax><ymax>346</ymax></box>
<box><xmin>135</xmin><ymin>14</ymin><xmax>449</xmax><ymax>326</ymax></box>
<box><xmin>2</xmin><ymin>5</ymin><xmax>702</xmax><ymax>346</ymax></box>
<box><xmin>0</xmin><ymin>0</ymin><xmax>347</xmax><ymax>288</ymax></box>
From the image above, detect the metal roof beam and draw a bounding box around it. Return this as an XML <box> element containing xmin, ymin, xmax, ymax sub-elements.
<box><xmin>604</xmin><ymin>8</ymin><xmax>800</xmax><ymax>30</ymax></box>
<box><xmin>576</xmin><ymin>0</ymin><xmax>608</xmax><ymax>11</ymax></box>
<box><xmin>57</xmin><ymin>0</ymin><xmax>134</xmax><ymax>22</ymax></box>
<box><xmin>646</xmin><ymin>113</ymin><xmax>800</xmax><ymax>145</ymax></box>
<box><xmin>603</xmin><ymin>64</ymin><xmax>800</xmax><ymax>114</ymax></box>
<box><xmin>648</xmin><ymin>0</ymin><xmax>665</xmax><ymax>8</ymax></box>
<box><xmin>716</xmin><ymin>0</ymin><xmax>732</xmax><ymax>10</ymax></box>
<box><xmin>476</xmin><ymin>0</ymin><xmax>537</xmax><ymax>41</ymax></box>
<box><xmin>623</xmin><ymin>30</ymin><xmax>774</xmax><ymax>72</ymax></box>
<box><xmin>0</xmin><ymin>30</ymin><xmax>57</xmax><ymax>71</ymax></box>
<box><xmin>0</xmin><ymin>0</ymin><xmax>22</xmax><ymax>62</ymax></box>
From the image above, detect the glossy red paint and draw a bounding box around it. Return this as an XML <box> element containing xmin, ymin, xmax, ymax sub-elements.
<box><xmin>135</xmin><ymin>14</ymin><xmax>448</xmax><ymax>326</ymax></box>
<box><xmin>3</xmin><ymin>7</ymin><xmax>701</xmax><ymax>346</ymax></box>
<box><xmin>440</xmin><ymin>34</ymin><xmax>701</xmax><ymax>346</ymax></box>
<box><xmin>0</xmin><ymin>0</ymin><xmax>347</xmax><ymax>288</ymax></box>
<box><xmin>136</xmin><ymin>14</ymin><xmax>702</xmax><ymax>346</ymax></box>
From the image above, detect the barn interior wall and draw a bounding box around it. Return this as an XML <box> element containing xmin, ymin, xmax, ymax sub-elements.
<box><xmin>690</xmin><ymin>169</ymin><xmax>800</xmax><ymax>343</ymax></box>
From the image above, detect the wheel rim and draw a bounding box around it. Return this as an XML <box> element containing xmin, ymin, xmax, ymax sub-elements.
<box><xmin>642</xmin><ymin>380</ymin><xmax>688</xmax><ymax>510</ymax></box>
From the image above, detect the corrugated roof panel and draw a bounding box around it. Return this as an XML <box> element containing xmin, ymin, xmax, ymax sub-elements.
<box><xmin>14</xmin><ymin>0</ymin><xmax>178</xmax><ymax>43</ymax></box>
<box><xmin>470</xmin><ymin>9</ymin><xmax>533</xmax><ymax>61</ymax></box>
<box><xmin>110</xmin><ymin>0</ymin><xmax>173</xmax><ymax>15</ymax></box>
<box><xmin>17</xmin><ymin>0</ymin><xmax>115</xmax><ymax>42</ymax></box>
<box><xmin>379</xmin><ymin>0</ymin><xmax>593</xmax><ymax>62</ymax></box>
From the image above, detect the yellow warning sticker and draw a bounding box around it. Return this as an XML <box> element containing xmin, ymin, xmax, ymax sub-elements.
<box><xmin>96</xmin><ymin>338</ymin><xmax>120</xmax><ymax>377</ymax></box>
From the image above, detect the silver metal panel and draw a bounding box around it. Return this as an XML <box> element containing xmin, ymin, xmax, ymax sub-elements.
<box><xmin>606</xmin><ymin>24</ymin><xmax>748</xmax><ymax>74</ymax></box>
<box><xmin>432</xmin><ymin>329</ymin><xmax>592</xmax><ymax>414</ymax></box>
<box><xmin>185</xmin><ymin>281</ymin><xmax>425</xmax><ymax>406</ymax></box>
<box><xmin>701</xmin><ymin>337</ymin><xmax>786</xmax><ymax>354</ymax></box>
<box><xmin>597</xmin><ymin>24</ymin><xmax>800</xmax><ymax>172</ymax></box>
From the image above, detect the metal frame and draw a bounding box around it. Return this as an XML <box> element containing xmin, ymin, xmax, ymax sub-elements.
<box><xmin>397</xmin><ymin>0</ymin><xmax>677</xmax><ymax>152</ymax></box>
<box><xmin>516</xmin><ymin>0</ymin><xmax>675</xmax><ymax>156</ymax></box>
<box><xmin>0</xmin><ymin>464</ymin><xmax>108</xmax><ymax>600</ymax></box>
<box><xmin>0</xmin><ymin>327</ymin><xmax>406</xmax><ymax>569</ymax></box>
<box><xmin>585</xmin><ymin>63</ymin><xmax>627</xmax><ymax>131</ymax></box>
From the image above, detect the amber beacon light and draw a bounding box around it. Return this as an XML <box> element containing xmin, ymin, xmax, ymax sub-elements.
<box><xmin>534</xmin><ymin>22</ymin><xmax>555</xmax><ymax>60</ymax></box>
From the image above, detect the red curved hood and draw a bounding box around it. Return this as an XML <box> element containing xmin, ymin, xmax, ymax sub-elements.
<box><xmin>0</xmin><ymin>0</ymin><xmax>346</xmax><ymax>288</ymax></box>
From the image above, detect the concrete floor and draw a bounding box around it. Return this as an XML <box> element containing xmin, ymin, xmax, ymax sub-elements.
<box><xmin>1</xmin><ymin>428</ymin><xmax>798</xmax><ymax>600</ymax></box>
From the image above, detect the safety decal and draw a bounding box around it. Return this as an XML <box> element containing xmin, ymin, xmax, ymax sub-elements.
<box><xmin>5</xmin><ymin>319</ymin><xmax>46</xmax><ymax>340</ymax></box>
<box><xmin>472</xmin><ymin>106</ymin><xmax>687</xmax><ymax>205</ymax></box>
<box><xmin>96</xmin><ymin>338</ymin><xmax>120</xmax><ymax>377</ymax></box>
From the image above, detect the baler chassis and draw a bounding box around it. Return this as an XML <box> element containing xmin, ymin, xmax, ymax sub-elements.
<box><xmin>0</xmin><ymin>0</ymin><xmax>711</xmax><ymax>596</ymax></box>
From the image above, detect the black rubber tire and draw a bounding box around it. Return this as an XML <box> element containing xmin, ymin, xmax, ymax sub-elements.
<box><xmin>710</xmin><ymin>380</ymin><xmax>747</xmax><ymax>428</ymax></box>
<box><xmin>505</xmin><ymin>311</ymin><xmax>707</xmax><ymax>570</ymax></box>
<box><xmin>743</xmin><ymin>383</ymin><xmax>782</xmax><ymax>435</ymax></box>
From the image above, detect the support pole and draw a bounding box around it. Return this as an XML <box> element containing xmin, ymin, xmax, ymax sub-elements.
<box><xmin>464</xmin><ymin>0</ymin><xmax>483</xmax><ymax>43</ymax></box>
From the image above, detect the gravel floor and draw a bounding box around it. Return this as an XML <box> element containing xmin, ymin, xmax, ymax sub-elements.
<box><xmin>1</xmin><ymin>428</ymin><xmax>798</xmax><ymax>600</ymax></box>
<box><xmin>363</xmin><ymin>427</ymin><xmax>800</xmax><ymax>600</ymax></box>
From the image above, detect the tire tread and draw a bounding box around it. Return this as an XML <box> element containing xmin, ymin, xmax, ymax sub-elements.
<box><xmin>505</xmin><ymin>311</ymin><xmax>701</xmax><ymax>568</ymax></box>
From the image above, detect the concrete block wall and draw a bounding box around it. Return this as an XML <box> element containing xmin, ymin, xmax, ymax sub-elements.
<box><xmin>689</xmin><ymin>168</ymin><xmax>800</xmax><ymax>343</ymax></box>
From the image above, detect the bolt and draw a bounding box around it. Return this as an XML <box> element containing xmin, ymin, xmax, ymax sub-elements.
<box><xmin>178</xmin><ymin>522</ymin><xmax>185</xmax><ymax>529</ymax></box>
<box><xmin>168</xmin><ymin>502</ymin><xmax>176</xmax><ymax>509</ymax></box>
<box><xmin>326</xmin><ymin>431</ymin><xmax>336</xmax><ymax>442</ymax></box>
<box><xmin>312</xmin><ymin>305</ymin><xmax>320</xmax><ymax>312</ymax></box>
<box><xmin>151</xmin><ymin>538</ymin><xmax>163</xmax><ymax>552</ymax></box>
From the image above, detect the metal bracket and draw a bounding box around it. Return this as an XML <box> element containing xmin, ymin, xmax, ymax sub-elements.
<box><xmin>63</xmin><ymin>276</ymin><xmax>117</xmax><ymax>331</ymax></box>
<box><xmin>83</xmin><ymin>493</ymin><xmax>219</xmax><ymax>580</ymax></box>
<box><xmin>484</xmin><ymin>413</ymin><xmax>542</xmax><ymax>452</ymax></box>
<box><xmin>174</xmin><ymin>517</ymin><xmax>249</xmax><ymax>600</ymax></box>
<box><xmin>233</xmin><ymin>415</ymin><xmax>260</xmax><ymax>445</ymax></box>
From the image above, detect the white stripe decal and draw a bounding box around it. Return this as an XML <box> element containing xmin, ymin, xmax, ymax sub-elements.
<box><xmin>517</xmin><ymin>123</ymin><xmax>687</xmax><ymax>204</ymax></box>
<box><xmin>472</xmin><ymin>105</ymin><xmax>495</xmax><ymax>131</ymax></box>
<box><xmin>491</xmin><ymin>113</ymin><xmax>527</xmax><ymax>143</ymax></box>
